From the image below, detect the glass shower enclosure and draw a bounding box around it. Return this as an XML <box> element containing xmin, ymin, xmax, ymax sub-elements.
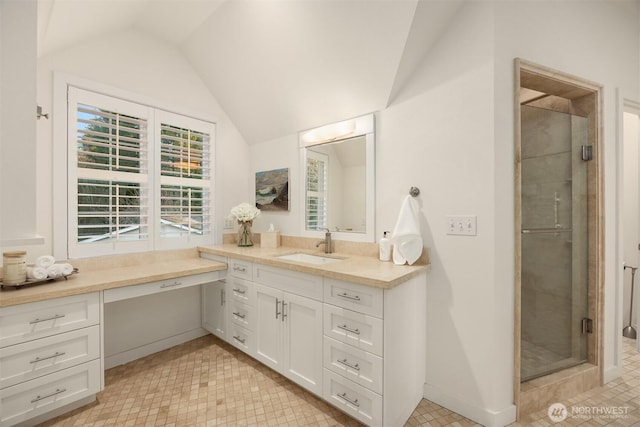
<box><xmin>520</xmin><ymin>105</ymin><xmax>589</xmax><ymax>382</ymax></box>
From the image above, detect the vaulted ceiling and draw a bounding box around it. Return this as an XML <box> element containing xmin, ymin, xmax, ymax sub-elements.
<box><xmin>37</xmin><ymin>0</ymin><xmax>465</xmax><ymax>144</ymax></box>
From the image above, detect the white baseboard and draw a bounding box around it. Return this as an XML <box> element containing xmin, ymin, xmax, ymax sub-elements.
<box><xmin>424</xmin><ymin>383</ymin><xmax>517</xmax><ymax>427</ymax></box>
<box><xmin>603</xmin><ymin>365</ymin><xmax>622</xmax><ymax>384</ymax></box>
<box><xmin>105</xmin><ymin>328</ymin><xmax>208</xmax><ymax>370</ymax></box>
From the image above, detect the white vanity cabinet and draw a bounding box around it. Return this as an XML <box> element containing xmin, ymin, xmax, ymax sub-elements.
<box><xmin>200</xmin><ymin>254</ymin><xmax>426</xmax><ymax>427</ymax></box>
<box><xmin>203</xmin><ymin>279</ymin><xmax>227</xmax><ymax>340</ymax></box>
<box><xmin>204</xmin><ymin>259</ymin><xmax>325</xmax><ymax>396</ymax></box>
<box><xmin>253</xmin><ymin>264</ymin><xmax>324</xmax><ymax>396</ymax></box>
<box><xmin>226</xmin><ymin>275</ymin><xmax>256</xmax><ymax>355</ymax></box>
<box><xmin>322</xmin><ymin>276</ymin><xmax>426</xmax><ymax>427</ymax></box>
<box><xmin>0</xmin><ymin>293</ymin><xmax>102</xmax><ymax>427</ymax></box>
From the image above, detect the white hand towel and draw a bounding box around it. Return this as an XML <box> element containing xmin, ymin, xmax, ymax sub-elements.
<box><xmin>26</xmin><ymin>266</ymin><xmax>48</xmax><ymax>280</ymax></box>
<box><xmin>36</xmin><ymin>255</ymin><xmax>56</xmax><ymax>269</ymax></box>
<box><xmin>390</xmin><ymin>195</ymin><xmax>423</xmax><ymax>265</ymax></box>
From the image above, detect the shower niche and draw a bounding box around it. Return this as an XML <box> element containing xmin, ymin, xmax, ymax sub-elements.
<box><xmin>514</xmin><ymin>59</ymin><xmax>603</xmax><ymax>417</ymax></box>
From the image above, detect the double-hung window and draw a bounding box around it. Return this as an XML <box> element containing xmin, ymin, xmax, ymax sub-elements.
<box><xmin>67</xmin><ymin>87</ymin><xmax>214</xmax><ymax>258</ymax></box>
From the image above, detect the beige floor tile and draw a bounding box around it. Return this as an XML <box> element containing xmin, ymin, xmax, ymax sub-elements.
<box><xmin>38</xmin><ymin>336</ymin><xmax>640</xmax><ymax>427</ymax></box>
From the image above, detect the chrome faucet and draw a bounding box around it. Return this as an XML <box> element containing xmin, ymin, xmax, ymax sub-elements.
<box><xmin>315</xmin><ymin>228</ymin><xmax>332</xmax><ymax>254</ymax></box>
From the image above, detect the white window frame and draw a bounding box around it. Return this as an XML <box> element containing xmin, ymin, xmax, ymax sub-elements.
<box><xmin>53</xmin><ymin>74</ymin><xmax>217</xmax><ymax>259</ymax></box>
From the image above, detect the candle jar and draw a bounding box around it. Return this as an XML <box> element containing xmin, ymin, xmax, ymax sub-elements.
<box><xmin>3</xmin><ymin>251</ymin><xmax>27</xmax><ymax>285</ymax></box>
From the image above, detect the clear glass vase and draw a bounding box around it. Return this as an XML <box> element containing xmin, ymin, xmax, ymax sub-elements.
<box><xmin>237</xmin><ymin>220</ymin><xmax>254</xmax><ymax>247</ymax></box>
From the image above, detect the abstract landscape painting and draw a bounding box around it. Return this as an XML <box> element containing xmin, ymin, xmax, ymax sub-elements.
<box><xmin>255</xmin><ymin>168</ymin><xmax>289</xmax><ymax>211</ymax></box>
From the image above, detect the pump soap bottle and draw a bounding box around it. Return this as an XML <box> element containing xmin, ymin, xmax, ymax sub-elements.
<box><xmin>379</xmin><ymin>231</ymin><xmax>391</xmax><ymax>262</ymax></box>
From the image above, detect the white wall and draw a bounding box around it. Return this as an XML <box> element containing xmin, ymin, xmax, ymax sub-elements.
<box><xmin>0</xmin><ymin>0</ymin><xmax>39</xmax><ymax>247</ymax></box>
<box><xmin>383</xmin><ymin>3</ymin><xmax>514</xmax><ymax>424</ymax></box>
<box><xmin>623</xmin><ymin>112</ymin><xmax>639</xmax><ymax>329</ymax></box>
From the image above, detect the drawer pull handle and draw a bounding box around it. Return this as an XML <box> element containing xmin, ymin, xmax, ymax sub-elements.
<box><xmin>221</xmin><ymin>289</ymin><xmax>225</xmax><ymax>306</ymax></box>
<box><xmin>337</xmin><ymin>358</ymin><xmax>360</xmax><ymax>371</ymax></box>
<box><xmin>337</xmin><ymin>292</ymin><xmax>361</xmax><ymax>301</ymax></box>
<box><xmin>160</xmin><ymin>281</ymin><xmax>182</xmax><ymax>288</ymax></box>
<box><xmin>233</xmin><ymin>288</ymin><xmax>246</xmax><ymax>294</ymax></box>
<box><xmin>31</xmin><ymin>388</ymin><xmax>66</xmax><ymax>403</ymax></box>
<box><xmin>233</xmin><ymin>266</ymin><xmax>247</xmax><ymax>273</ymax></box>
<box><xmin>233</xmin><ymin>335</ymin><xmax>246</xmax><ymax>344</ymax></box>
<box><xmin>337</xmin><ymin>324</ymin><xmax>360</xmax><ymax>335</ymax></box>
<box><xmin>29</xmin><ymin>314</ymin><xmax>65</xmax><ymax>324</ymax></box>
<box><xmin>232</xmin><ymin>311</ymin><xmax>246</xmax><ymax>319</ymax></box>
<box><xmin>281</xmin><ymin>301</ymin><xmax>287</xmax><ymax>322</ymax></box>
<box><xmin>30</xmin><ymin>351</ymin><xmax>66</xmax><ymax>364</ymax></box>
<box><xmin>337</xmin><ymin>392</ymin><xmax>360</xmax><ymax>407</ymax></box>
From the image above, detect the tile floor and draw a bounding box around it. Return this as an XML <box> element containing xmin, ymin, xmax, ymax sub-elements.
<box><xmin>40</xmin><ymin>336</ymin><xmax>640</xmax><ymax>427</ymax></box>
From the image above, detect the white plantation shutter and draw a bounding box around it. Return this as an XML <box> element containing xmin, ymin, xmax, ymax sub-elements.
<box><xmin>305</xmin><ymin>150</ymin><xmax>328</xmax><ymax>230</ymax></box>
<box><xmin>67</xmin><ymin>87</ymin><xmax>215</xmax><ymax>257</ymax></box>
<box><xmin>68</xmin><ymin>88</ymin><xmax>152</xmax><ymax>257</ymax></box>
<box><xmin>156</xmin><ymin>110</ymin><xmax>214</xmax><ymax>247</ymax></box>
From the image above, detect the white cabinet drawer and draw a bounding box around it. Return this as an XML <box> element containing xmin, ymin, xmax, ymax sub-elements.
<box><xmin>323</xmin><ymin>336</ymin><xmax>382</xmax><ymax>395</ymax></box>
<box><xmin>324</xmin><ymin>279</ymin><xmax>383</xmax><ymax>318</ymax></box>
<box><xmin>103</xmin><ymin>271</ymin><xmax>219</xmax><ymax>303</ymax></box>
<box><xmin>0</xmin><ymin>293</ymin><xmax>100</xmax><ymax>349</ymax></box>
<box><xmin>228</xmin><ymin>323</ymin><xmax>254</xmax><ymax>356</ymax></box>
<box><xmin>228</xmin><ymin>259</ymin><xmax>253</xmax><ymax>281</ymax></box>
<box><xmin>0</xmin><ymin>359</ymin><xmax>101</xmax><ymax>427</ymax></box>
<box><xmin>253</xmin><ymin>264</ymin><xmax>323</xmax><ymax>301</ymax></box>
<box><xmin>323</xmin><ymin>369</ymin><xmax>381</xmax><ymax>427</ymax></box>
<box><xmin>229</xmin><ymin>301</ymin><xmax>253</xmax><ymax>330</ymax></box>
<box><xmin>0</xmin><ymin>325</ymin><xmax>100</xmax><ymax>389</ymax></box>
<box><xmin>227</xmin><ymin>277</ymin><xmax>255</xmax><ymax>306</ymax></box>
<box><xmin>324</xmin><ymin>304</ymin><xmax>383</xmax><ymax>357</ymax></box>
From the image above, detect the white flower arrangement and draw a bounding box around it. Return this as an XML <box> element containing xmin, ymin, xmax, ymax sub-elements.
<box><xmin>229</xmin><ymin>203</ymin><xmax>261</xmax><ymax>223</ymax></box>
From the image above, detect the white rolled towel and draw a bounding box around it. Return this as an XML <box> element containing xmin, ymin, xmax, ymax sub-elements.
<box><xmin>36</xmin><ymin>255</ymin><xmax>56</xmax><ymax>269</ymax></box>
<box><xmin>46</xmin><ymin>263</ymin><xmax>74</xmax><ymax>278</ymax></box>
<box><xmin>59</xmin><ymin>263</ymin><xmax>74</xmax><ymax>276</ymax></box>
<box><xmin>46</xmin><ymin>264</ymin><xmax>64</xmax><ymax>278</ymax></box>
<box><xmin>26</xmin><ymin>266</ymin><xmax>48</xmax><ymax>280</ymax></box>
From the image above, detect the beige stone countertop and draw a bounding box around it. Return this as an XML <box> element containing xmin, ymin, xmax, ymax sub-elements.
<box><xmin>0</xmin><ymin>250</ymin><xmax>226</xmax><ymax>308</ymax></box>
<box><xmin>198</xmin><ymin>244</ymin><xmax>429</xmax><ymax>288</ymax></box>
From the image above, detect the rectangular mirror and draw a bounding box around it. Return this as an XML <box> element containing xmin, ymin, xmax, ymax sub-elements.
<box><xmin>299</xmin><ymin>113</ymin><xmax>375</xmax><ymax>242</ymax></box>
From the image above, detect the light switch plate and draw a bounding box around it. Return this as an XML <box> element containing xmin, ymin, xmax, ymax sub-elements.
<box><xmin>446</xmin><ymin>215</ymin><xmax>477</xmax><ymax>236</ymax></box>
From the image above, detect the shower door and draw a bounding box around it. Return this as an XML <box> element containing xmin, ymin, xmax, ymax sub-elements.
<box><xmin>520</xmin><ymin>105</ymin><xmax>589</xmax><ymax>382</ymax></box>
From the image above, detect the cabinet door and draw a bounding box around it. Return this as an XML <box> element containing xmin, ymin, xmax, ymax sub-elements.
<box><xmin>254</xmin><ymin>284</ymin><xmax>283</xmax><ymax>371</ymax></box>
<box><xmin>283</xmin><ymin>292</ymin><xmax>323</xmax><ymax>396</ymax></box>
<box><xmin>202</xmin><ymin>281</ymin><xmax>226</xmax><ymax>340</ymax></box>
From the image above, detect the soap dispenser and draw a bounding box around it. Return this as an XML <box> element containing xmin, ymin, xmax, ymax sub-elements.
<box><xmin>379</xmin><ymin>231</ymin><xmax>391</xmax><ymax>262</ymax></box>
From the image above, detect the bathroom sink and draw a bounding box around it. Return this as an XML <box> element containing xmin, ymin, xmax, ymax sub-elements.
<box><xmin>275</xmin><ymin>252</ymin><xmax>343</xmax><ymax>265</ymax></box>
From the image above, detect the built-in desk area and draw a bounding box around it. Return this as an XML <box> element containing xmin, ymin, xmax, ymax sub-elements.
<box><xmin>0</xmin><ymin>248</ymin><xmax>225</xmax><ymax>427</ymax></box>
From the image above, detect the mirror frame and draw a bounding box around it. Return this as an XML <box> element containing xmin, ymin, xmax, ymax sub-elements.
<box><xmin>298</xmin><ymin>113</ymin><xmax>375</xmax><ymax>242</ymax></box>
